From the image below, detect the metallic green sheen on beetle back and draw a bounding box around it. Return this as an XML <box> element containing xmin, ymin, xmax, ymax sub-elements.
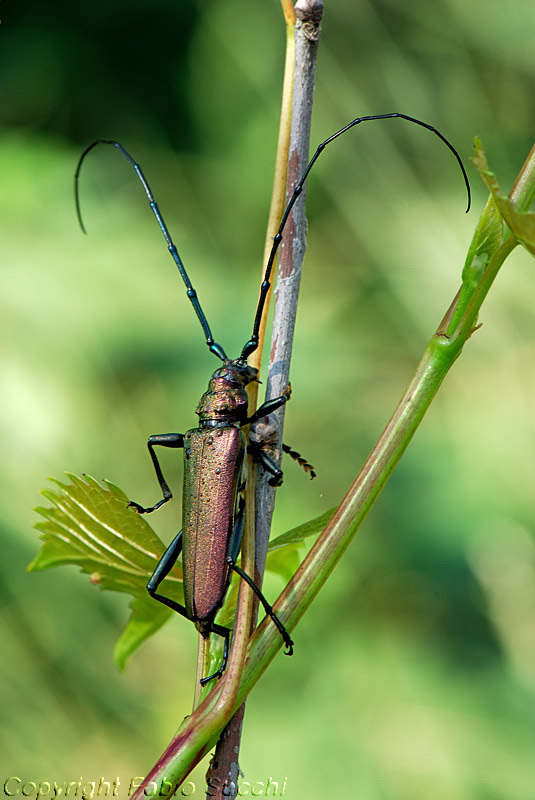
<box><xmin>182</xmin><ymin>425</ymin><xmax>246</xmax><ymax>628</ymax></box>
<box><xmin>182</xmin><ymin>360</ymin><xmax>257</xmax><ymax>634</ymax></box>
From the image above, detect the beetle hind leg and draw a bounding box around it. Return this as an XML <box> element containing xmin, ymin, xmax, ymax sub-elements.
<box><xmin>227</xmin><ymin>560</ymin><xmax>294</xmax><ymax>655</ymax></box>
<box><xmin>226</xmin><ymin>497</ymin><xmax>294</xmax><ymax>655</ymax></box>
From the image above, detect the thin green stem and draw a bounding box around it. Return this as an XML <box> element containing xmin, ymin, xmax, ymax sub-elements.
<box><xmin>450</xmin><ymin>236</ymin><xmax>517</xmax><ymax>344</ymax></box>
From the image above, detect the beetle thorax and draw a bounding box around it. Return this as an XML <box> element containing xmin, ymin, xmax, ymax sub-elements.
<box><xmin>196</xmin><ymin>360</ymin><xmax>258</xmax><ymax>425</ymax></box>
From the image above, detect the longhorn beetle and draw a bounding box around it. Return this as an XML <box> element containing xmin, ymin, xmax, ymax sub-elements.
<box><xmin>75</xmin><ymin>114</ymin><xmax>470</xmax><ymax>684</ymax></box>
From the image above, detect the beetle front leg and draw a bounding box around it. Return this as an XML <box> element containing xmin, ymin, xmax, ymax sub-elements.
<box><xmin>246</xmin><ymin>384</ymin><xmax>291</xmax><ymax>425</ymax></box>
<box><xmin>128</xmin><ymin>432</ymin><xmax>185</xmax><ymax>514</ymax></box>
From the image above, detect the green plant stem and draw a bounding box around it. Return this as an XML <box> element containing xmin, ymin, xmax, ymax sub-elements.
<box><xmin>451</xmin><ymin>236</ymin><xmax>517</xmax><ymax>341</ymax></box>
<box><xmin>229</xmin><ymin>219</ymin><xmax>520</xmax><ymax>690</ymax></box>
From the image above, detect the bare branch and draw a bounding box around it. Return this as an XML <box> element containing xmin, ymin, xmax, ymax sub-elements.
<box><xmin>254</xmin><ymin>0</ymin><xmax>323</xmax><ymax>569</ymax></box>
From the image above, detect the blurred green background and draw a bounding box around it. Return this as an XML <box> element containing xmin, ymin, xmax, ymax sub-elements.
<box><xmin>2</xmin><ymin>1</ymin><xmax>534</xmax><ymax>798</ymax></box>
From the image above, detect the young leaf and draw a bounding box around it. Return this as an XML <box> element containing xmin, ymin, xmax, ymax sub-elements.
<box><xmin>472</xmin><ymin>138</ymin><xmax>535</xmax><ymax>255</ymax></box>
<box><xmin>263</xmin><ymin>507</ymin><xmax>335</xmax><ymax>581</ymax></box>
<box><xmin>30</xmin><ymin>474</ymin><xmax>329</xmax><ymax>667</ymax></box>
<box><xmin>30</xmin><ymin>473</ymin><xmax>183</xmax><ymax>666</ymax></box>
<box><xmin>268</xmin><ymin>507</ymin><xmax>335</xmax><ymax>550</ymax></box>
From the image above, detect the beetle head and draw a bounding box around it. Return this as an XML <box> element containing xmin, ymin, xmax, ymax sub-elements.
<box><xmin>214</xmin><ymin>359</ymin><xmax>259</xmax><ymax>387</ymax></box>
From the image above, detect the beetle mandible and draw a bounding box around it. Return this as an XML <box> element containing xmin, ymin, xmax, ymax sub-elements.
<box><xmin>75</xmin><ymin>113</ymin><xmax>471</xmax><ymax>684</ymax></box>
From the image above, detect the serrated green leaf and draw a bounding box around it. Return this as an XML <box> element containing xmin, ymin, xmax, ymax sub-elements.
<box><xmin>31</xmin><ymin>475</ymin><xmax>333</xmax><ymax>669</ymax></box>
<box><xmin>31</xmin><ymin>474</ymin><xmax>183</xmax><ymax>667</ymax></box>
<box><xmin>472</xmin><ymin>138</ymin><xmax>535</xmax><ymax>256</ymax></box>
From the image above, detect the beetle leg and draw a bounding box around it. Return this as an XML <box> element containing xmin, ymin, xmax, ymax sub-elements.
<box><xmin>247</xmin><ymin>384</ymin><xmax>291</xmax><ymax>484</ymax></box>
<box><xmin>147</xmin><ymin>532</ymin><xmax>232</xmax><ymax>686</ymax></box>
<box><xmin>246</xmin><ymin>384</ymin><xmax>291</xmax><ymax>425</ymax></box>
<box><xmin>227</xmin><ymin>560</ymin><xmax>294</xmax><ymax>656</ymax></box>
<box><xmin>128</xmin><ymin>433</ymin><xmax>185</xmax><ymax>514</ymax></box>
<box><xmin>226</xmin><ymin>495</ymin><xmax>245</xmax><ymax>562</ymax></box>
<box><xmin>226</xmin><ymin>497</ymin><xmax>294</xmax><ymax>655</ymax></box>
<box><xmin>199</xmin><ymin>624</ymin><xmax>231</xmax><ymax>685</ymax></box>
<box><xmin>146</xmin><ymin>531</ymin><xmax>190</xmax><ymax>617</ymax></box>
<box><xmin>248</xmin><ymin>443</ymin><xmax>284</xmax><ymax>487</ymax></box>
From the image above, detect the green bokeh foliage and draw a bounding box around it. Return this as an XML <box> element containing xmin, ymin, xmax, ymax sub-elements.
<box><xmin>1</xmin><ymin>0</ymin><xmax>534</xmax><ymax>797</ymax></box>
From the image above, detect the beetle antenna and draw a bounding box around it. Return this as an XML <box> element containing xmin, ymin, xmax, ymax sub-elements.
<box><xmin>240</xmin><ymin>113</ymin><xmax>471</xmax><ymax>361</ymax></box>
<box><xmin>75</xmin><ymin>140</ymin><xmax>228</xmax><ymax>363</ymax></box>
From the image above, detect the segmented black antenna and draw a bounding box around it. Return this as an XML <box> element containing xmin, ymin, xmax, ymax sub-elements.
<box><xmin>74</xmin><ymin>140</ymin><xmax>228</xmax><ymax>363</ymax></box>
<box><xmin>239</xmin><ymin>113</ymin><xmax>471</xmax><ymax>361</ymax></box>
<box><xmin>75</xmin><ymin>116</ymin><xmax>470</xmax><ymax>366</ymax></box>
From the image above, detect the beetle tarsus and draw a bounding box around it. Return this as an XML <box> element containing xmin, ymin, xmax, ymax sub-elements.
<box><xmin>128</xmin><ymin>497</ymin><xmax>169</xmax><ymax>514</ymax></box>
<box><xmin>283</xmin><ymin>637</ymin><xmax>294</xmax><ymax>657</ymax></box>
<box><xmin>199</xmin><ymin>669</ymin><xmax>223</xmax><ymax>686</ymax></box>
